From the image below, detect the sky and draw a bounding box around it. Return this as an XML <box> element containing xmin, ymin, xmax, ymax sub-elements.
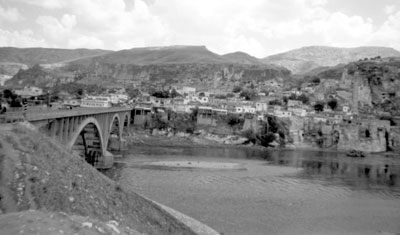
<box><xmin>0</xmin><ymin>0</ymin><xmax>400</xmax><ymax>58</ymax></box>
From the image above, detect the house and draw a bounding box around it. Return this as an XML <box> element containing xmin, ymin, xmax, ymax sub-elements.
<box><xmin>15</xmin><ymin>86</ymin><xmax>43</xmax><ymax>97</ymax></box>
<box><xmin>197</xmin><ymin>106</ymin><xmax>216</xmax><ymax>126</ymax></box>
<box><xmin>110</xmin><ymin>94</ymin><xmax>129</xmax><ymax>104</ymax></box>
<box><xmin>132</xmin><ymin>107</ymin><xmax>152</xmax><ymax>125</ymax></box>
<box><xmin>288</xmin><ymin>107</ymin><xmax>307</xmax><ymax>117</ymax></box>
<box><xmin>342</xmin><ymin>105</ymin><xmax>350</xmax><ymax>113</ymax></box>
<box><xmin>235</xmin><ymin>106</ymin><xmax>244</xmax><ymax>113</ymax></box>
<box><xmin>274</xmin><ymin>110</ymin><xmax>292</xmax><ymax>117</ymax></box>
<box><xmin>255</xmin><ymin>102</ymin><xmax>268</xmax><ymax>112</ymax></box>
<box><xmin>182</xmin><ymin>87</ymin><xmax>196</xmax><ymax>96</ymax></box>
<box><xmin>287</xmin><ymin>100</ymin><xmax>303</xmax><ymax>107</ymax></box>
<box><xmin>190</xmin><ymin>96</ymin><xmax>209</xmax><ymax>104</ymax></box>
<box><xmin>236</xmin><ymin>106</ymin><xmax>256</xmax><ymax>114</ymax></box>
<box><xmin>63</xmin><ymin>99</ymin><xmax>81</xmax><ymax>107</ymax></box>
<box><xmin>243</xmin><ymin>106</ymin><xmax>256</xmax><ymax>114</ymax></box>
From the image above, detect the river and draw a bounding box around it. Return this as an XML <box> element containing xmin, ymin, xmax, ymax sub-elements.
<box><xmin>116</xmin><ymin>146</ymin><xmax>400</xmax><ymax>235</ymax></box>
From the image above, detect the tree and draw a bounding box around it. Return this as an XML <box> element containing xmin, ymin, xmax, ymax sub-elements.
<box><xmin>240</xmin><ymin>89</ymin><xmax>257</xmax><ymax>100</ymax></box>
<box><xmin>311</xmin><ymin>77</ymin><xmax>320</xmax><ymax>84</ymax></box>
<box><xmin>268</xmin><ymin>99</ymin><xmax>282</xmax><ymax>106</ymax></box>
<box><xmin>126</xmin><ymin>87</ymin><xmax>141</xmax><ymax>98</ymax></box>
<box><xmin>170</xmin><ymin>89</ymin><xmax>180</xmax><ymax>98</ymax></box>
<box><xmin>298</xmin><ymin>94</ymin><xmax>309</xmax><ymax>104</ymax></box>
<box><xmin>232</xmin><ymin>85</ymin><xmax>242</xmax><ymax>93</ymax></box>
<box><xmin>314</xmin><ymin>101</ymin><xmax>325</xmax><ymax>112</ymax></box>
<box><xmin>327</xmin><ymin>98</ymin><xmax>338</xmax><ymax>110</ymax></box>
<box><xmin>226</xmin><ymin>93</ymin><xmax>235</xmax><ymax>98</ymax></box>
<box><xmin>3</xmin><ymin>89</ymin><xmax>13</xmax><ymax>99</ymax></box>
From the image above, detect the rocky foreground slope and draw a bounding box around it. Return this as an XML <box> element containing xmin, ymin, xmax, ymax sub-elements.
<box><xmin>0</xmin><ymin>122</ymin><xmax>196</xmax><ymax>235</ymax></box>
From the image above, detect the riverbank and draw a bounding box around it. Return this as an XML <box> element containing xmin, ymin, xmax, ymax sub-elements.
<box><xmin>126</xmin><ymin>127</ymin><xmax>266</xmax><ymax>151</ymax></box>
<box><xmin>125</xmin><ymin>127</ymin><xmax>374</xmax><ymax>156</ymax></box>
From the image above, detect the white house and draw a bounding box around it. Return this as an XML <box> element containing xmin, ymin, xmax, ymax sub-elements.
<box><xmin>288</xmin><ymin>107</ymin><xmax>307</xmax><ymax>117</ymax></box>
<box><xmin>255</xmin><ymin>102</ymin><xmax>268</xmax><ymax>112</ymax></box>
<box><xmin>15</xmin><ymin>86</ymin><xmax>43</xmax><ymax>97</ymax></box>
<box><xmin>287</xmin><ymin>100</ymin><xmax>303</xmax><ymax>107</ymax></box>
<box><xmin>110</xmin><ymin>94</ymin><xmax>129</xmax><ymax>104</ymax></box>
<box><xmin>343</xmin><ymin>105</ymin><xmax>350</xmax><ymax>113</ymax></box>
<box><xmin>182</xmin><ymin>87</ymin><xmax>196</xmax><ymax>96</ymax></box>
<box><xmin>190</xmin><ymin>96</ymin><xmax>209</xmax><ymax>104</ymax></box>
<box><xmin>235</xmin><ymin>106</ymin><xmax>244</xmax><ymax>113</ymax></box>
<box><xmin>274</xmin><ymin>110</ymin><xmax>292</xmax><ymax>117</ymax></box>
<box><xmin>243</xmin><ymin>106</ymin><xmax>256</xmax><ymax>114</ymax></box>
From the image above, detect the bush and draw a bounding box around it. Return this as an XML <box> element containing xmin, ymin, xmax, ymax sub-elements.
<box><xmin>241</xmin><ymin>129</ymin><xmax>256</xmax><ymax>143</ymax></box>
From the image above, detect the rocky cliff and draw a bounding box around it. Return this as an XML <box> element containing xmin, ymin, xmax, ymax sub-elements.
<box><xmin>304</xmin><ymin>57</ymin><xmax>400</xmax><ymax>115</ymax></box>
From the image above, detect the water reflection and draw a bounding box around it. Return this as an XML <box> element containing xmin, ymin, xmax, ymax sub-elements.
<box><xmin>131</xmin><ymin>146</ymin><xmax>400</xmax><ymax>195</ymax></box>
<box><xmin>265</xmin><ymin>149</ymin><xmax>400</xmax><ymax>194</ymax></box>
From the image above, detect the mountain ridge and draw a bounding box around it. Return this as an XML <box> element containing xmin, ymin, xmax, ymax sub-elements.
<box><xmin>262</xmin><ymin>45</ymin><xmax>400</xmax><ymax>74</ymax></box>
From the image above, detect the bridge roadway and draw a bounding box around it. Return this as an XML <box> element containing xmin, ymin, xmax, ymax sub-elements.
<box><xmin>1</xmin><ymin>107</ymin><xmax>132</xmax><ymax>169</ymax></box>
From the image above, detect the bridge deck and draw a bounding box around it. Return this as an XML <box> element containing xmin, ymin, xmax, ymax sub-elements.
<box><xmin>1</xmin><ymin>107</ymin><xmax>132</xmax><ymax>122</ymax></box>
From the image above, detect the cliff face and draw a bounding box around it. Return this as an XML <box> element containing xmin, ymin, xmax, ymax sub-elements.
<box><xmin>307</xmin><ymin>58</ymin><xmax>400</xmax><ymax>115</ymax></box>
<box><xmin>6</xmin><ymin>61</ymin><xmax>291</xmax><ymax>90</ymax></box>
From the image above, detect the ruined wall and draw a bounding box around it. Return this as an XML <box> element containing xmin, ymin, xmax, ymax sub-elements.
<box><xmin>337</xmin><ymin>123</ymin><xmax>387</xmax><ymax>152</ymax></box>
<box><xmin>287</xmin><ymin>117</ymin><xmax>389</xmax><ymax>152</ymax></box>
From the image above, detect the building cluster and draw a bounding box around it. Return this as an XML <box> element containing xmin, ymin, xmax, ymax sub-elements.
<box><xmin>132</xmin><ymin>86</ymin><xmax>358</xmax><ymax>127</ymax></box>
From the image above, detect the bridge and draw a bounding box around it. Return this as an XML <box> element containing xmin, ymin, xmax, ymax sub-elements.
<box><xmin>1</xmin><ymin>107</ymin><xmax>132</xmax><ymax>169</ymax></box>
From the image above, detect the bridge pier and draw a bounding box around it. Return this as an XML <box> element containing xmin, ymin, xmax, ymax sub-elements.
<box><xmin>108</xmin><ymin>136</ymin><xmax>128</xmax><ymax>151</ymax></box>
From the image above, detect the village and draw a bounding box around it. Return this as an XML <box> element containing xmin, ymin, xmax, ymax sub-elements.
<box><xmin>3</xmin><ymin>74</ymin><xmax>398</xmax><ymax>154</ymax></box>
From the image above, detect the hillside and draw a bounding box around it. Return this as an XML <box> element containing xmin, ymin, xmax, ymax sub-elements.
<box><xmin>0</xmin><ymin>122</ymin><xmax>196</xmax><ymax>235</ymax></box>
<box><xmin>221</xmin><ymin>51</ymin><xmax>264</xmax><ymax>65</ymax></box>
<box><xmin>262</xmin><ymin>46</ymin><xmax>400</xmax><ymax>74</ymax></box>
<box><xmin>0</xmin><ymin>47</ymin><xmax>111</xmax><ymax>66</ymax></box>
<box><xmin>5</xmin><ymin>46</ymin><xmax>291</xmax><ymax>90</ymax></box>
<box><xmin>303</xmin><ymin>57</ymin><xmax>400</xmax><ymax>115</ymax></box>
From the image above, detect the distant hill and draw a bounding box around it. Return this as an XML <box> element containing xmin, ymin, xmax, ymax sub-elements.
<box><xmin>262</xmin><ymin>46</ymin><xmax>400</xmax><ymax>74</ymax></box>
<box><xmin>85</xmin><ymin>46</ymin><xmax>228</xmax><ymax>65</ymax></box>
<box><xmin>5</xmin><ymin>46</ymin><xmax>291</xmax><ymax>89</ymax></box>
<box><xmin>221</xmin><ymin>51</ymin><xmax>264</xmax><ymax>65</ymax></box>
<box><xmin>0</xmin><ymin>47</ymin><xmax>111</xmax><ymax>66</ymax></box>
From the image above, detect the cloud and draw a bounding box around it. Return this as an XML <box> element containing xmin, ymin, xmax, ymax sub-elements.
<box><xmin>384</xmin><ymin>5</ymin><xmax>396</xmax><ymax>15</ymax></box>
<box><xmin>0</xmin><ymin>5</ymin><xmax>23</xmax><ymax>22</ymax></box>
<box><xmin>16</xmin><ymin>0</ymin><xmax>66</xmax><ymax>9</ymax></box>
<box><xmin>3</xmin><ymin>0</ymin><xmax>400</xmax><ymax>56</ymax></box>
<box><xmin>0</xmin><ymin>29</ymin><xmax>48</xmax><ymax>48</ymax></box>
<box><xmin>373</xmin><ymin>11</ymin><xmax>400</xmax><ymax>49</ymax></box>
<box><xmin>68</xmin><ymin>36</ymin><xmax>104</xmax><ymax>49</ymax></box>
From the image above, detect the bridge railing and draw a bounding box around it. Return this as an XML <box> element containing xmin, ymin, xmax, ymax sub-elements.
<box><xmin>0</xmin><ymin>106</ymin><xmax>132</xmax><ymax>123</ymax></box>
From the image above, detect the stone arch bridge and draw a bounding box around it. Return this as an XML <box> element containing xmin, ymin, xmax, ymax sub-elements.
<box><xmin>22</xmin><ymin>107</ymin><xmax>131</xmax><ymax>169</ymax></box>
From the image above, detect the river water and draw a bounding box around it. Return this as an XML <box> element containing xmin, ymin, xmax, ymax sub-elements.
<box><xmin>117</xmin><ymin>146</ymin><xmax>400</xmax><ymax>235</ymax></box>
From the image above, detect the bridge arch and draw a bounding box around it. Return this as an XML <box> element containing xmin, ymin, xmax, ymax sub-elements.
<box><xmin>122</xmin><ymin>113</ymin><xmax>130</xmax><ymax>136</ymax></box>
<box><xmin>109</xmin><ymin>114</ymin><xmax>121</xmax><ymax>138</ymax></box>
<box><xmin>68</xmin><ymin>117</ymin><xmax>105</xmax><ymax>166</ymax></box>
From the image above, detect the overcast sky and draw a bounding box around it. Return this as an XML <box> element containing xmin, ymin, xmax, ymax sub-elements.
<box><xmin>0</xmin><ymin>0</ymin><xmax>399</xmax><ymax>58</ymax></box>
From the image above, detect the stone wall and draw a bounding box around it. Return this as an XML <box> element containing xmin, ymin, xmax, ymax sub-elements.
<box><xmin>287</xmin><ymin>116</ymin><xmax>390</xmax><ymax>152</ymax></box>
